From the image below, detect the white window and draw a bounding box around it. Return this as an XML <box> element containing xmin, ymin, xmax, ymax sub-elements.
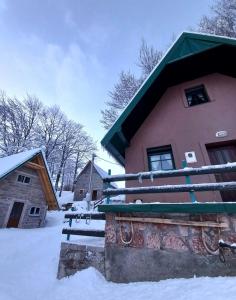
<box><xmin>29</xmin><ymin>207</ymin><xmax>40</xmax><ymax>216</ymax></box>
<box><xmin>17</xmin><ymin>174</ymin><xmax>31</xmax><ymax>184</ymax></box>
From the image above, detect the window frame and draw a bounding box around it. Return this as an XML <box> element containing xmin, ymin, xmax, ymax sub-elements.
<box><xmin>184</xmin><ymin>84</ymin><xmax>210</xmax><ymax>107</ymax></box>
<box><xmin>17</xmin><ymin>174</ymin><xmax>31</xmax><ymax>184</ymax></box>
<box><xmin>79</xmin><ymin>189</ymin><xmax>84</xmax><ymax>195</ymax></box>
<box><xmin>29</xmin><ymin>207</ymin><xmax>40</xmax><ymax>216</ymax></box>
<box><xmin>147</xmin><ymin>146</ymin><xmax>175</xmax><ymax>172</ymax></box>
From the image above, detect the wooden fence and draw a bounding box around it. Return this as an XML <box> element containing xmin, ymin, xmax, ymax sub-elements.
<box><xmin>63</xmin><ymin>213</ymin><xmax>105</xmax><ymax>241</ymax></box>
<box><xmin>62</xmin><ymin>162</ymin><xmax>236</xmax><ymax>241</ymax></box>
<box><xmin>102</xmin><ymin>162</ymin><xmax>236</xmax><ymax>203</ymax></box>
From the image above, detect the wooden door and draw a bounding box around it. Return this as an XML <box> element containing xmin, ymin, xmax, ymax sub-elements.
<box><xmin>7</xmin><ymin>202</ymin><xmax>24</xmax><ymax>228</ymax></box>
<box><xmin>207</xmin><ymin>144</ymin><xmax>236</xmax><ymax>202</ymax></box>
<box><xmin>92</xmin><ymin>190</ymin><xmax>98</xmax><ymax>200</ymax></box>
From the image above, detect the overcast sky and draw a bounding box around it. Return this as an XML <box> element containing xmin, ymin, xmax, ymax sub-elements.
<box><xmin>0</xmin><ymin>0</ymin><xmax>212</xmax><ymax>174</ymax></box>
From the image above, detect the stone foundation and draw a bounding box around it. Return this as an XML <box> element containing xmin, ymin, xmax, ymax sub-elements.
<box><xmin>57</xmin><ymin>207</ymin><xmax>236</xmax><ymax>283</ymax></box>
<box><xmin>104</xmin><ymin>212</ymin><xmax>236</xmax><ymax>282</ymax></box>
<box><xmin>57</xmin><ymin>242</ymin><xmax>105</xmax><ymax>279</ymax></box>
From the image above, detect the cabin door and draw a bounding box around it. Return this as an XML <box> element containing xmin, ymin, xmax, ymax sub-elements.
<box><xmin>92</xmin><ymin>190</ymin><xmax>98</xmax><ymax>200</ymax></box>
<box><xmin>7</xmin><ymin>202</ymin><xmax>24</xmax><ymax>228</ymax></box>
<box><xmin>207</xmin><ymin>144</ymin><xmax>236</xmax><ymax>202</ymax></box>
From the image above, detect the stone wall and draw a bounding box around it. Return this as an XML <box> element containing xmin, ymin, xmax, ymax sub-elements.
<box><xmin>57</xmin><ymin>242</ymin><xmax>105</xmax><ymax>279</ymax></box>
<box><xmin>0</xmin><ymin>165</ymin><xmax>48</xmax><ymax>228</ymax></box>
<box><xmin>105</xmin><ymin>212</ymin><xmax>236</xmax><ymax>282</ymax></box>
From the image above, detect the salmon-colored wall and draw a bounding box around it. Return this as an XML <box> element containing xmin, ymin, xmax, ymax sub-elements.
<box><xmin>125</xmin><ymin>73</ymin><xmax>236</xmax><ymax>203</ymax></box>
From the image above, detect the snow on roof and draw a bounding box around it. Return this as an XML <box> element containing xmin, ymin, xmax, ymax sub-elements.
<box><xmin>0</xmin><ymin>148</ymin><xmax>59</xmax><ymax>209</ymax></box>
<box><xmin>93</xmin><ymin>163</ymin><xmax>109</xmax><ymax>179</ymax></box>
<box><xmin>93</xmin><ymin>163</ymin><xmax>118</xmax><ymax>188</ymax></box>
<box><xmin>77</xmin><ymin>161</ymin><xmax>118</xmax><ymax>188</ymax></box>
<box><xmin>0</xmin><ymin>148</ymin><xmax>43</xmax><ymax>179</ymax></box>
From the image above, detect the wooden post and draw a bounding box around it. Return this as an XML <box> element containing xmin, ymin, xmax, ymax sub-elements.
<box><xmin>106</xmin><ymin>169</ymin><xmax>111</xmax><ymax>204</ymax></box>
<box><xmin>87</xmin><ymin>154</ymin><xmax>96</xmax><ymax>211</ymax></box>
<box><xmin>182</xmin><ymin>160</ymin><xmax>197</xmax><ymax>203</ymax></box>
<box><xmin>66</xmin><ymin>218</ymin><xmax>72</xmax><ymax>241</ymax></box>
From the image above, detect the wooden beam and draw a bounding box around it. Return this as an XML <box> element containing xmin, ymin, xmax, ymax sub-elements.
<box><xmin>104</xmin><ymin>182</ymin><xmax>236</xmax><ymax>196</ymax></box>
<box><xmin>64</xmin><ymin>213</ymin><xmax>106</xmax><ymax>220</ymax></box>
<box><xmin>62</xmin><ymin>228</ymin><xmax>105</xmax><ymax>237</ymax></box>
<box><xmin>103</xmin><ymin>162</ymin><xmax>236</xmax><ymax>182</ymax></box>
<box><xmin>35</xmin><ymin>155</ymin><xmax>58</xmax><ymax>210</ymax></box>
<box><xmin>26</xmin><ymin>162</ymin><xmax>45</xmax><ymax>170</ymax></box>
<box><xmin>115</xmin><ymin>216</ymin><xmax>228</xmax><ymax>228</ymax></box>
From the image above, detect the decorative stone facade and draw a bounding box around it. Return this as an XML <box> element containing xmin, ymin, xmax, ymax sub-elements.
<box><xmin>104</xmin><ymin>212</ymin><xmax>236</xmax><ymax>282</ymax></box>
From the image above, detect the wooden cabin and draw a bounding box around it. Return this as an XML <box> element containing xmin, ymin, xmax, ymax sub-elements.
<box><xmin>73</xmin><ymin>161</ymin><xmax>116</xmax><ymax>201</ymax></box>
<box><xmin>0</xmin><ymin>149</ymin><xmax>59</xmax><ymax>228</ymax></box>
<box><xmin>101</xmin><ymin>32</ymin><xmax>236</xmax><ymax>203</ymax></box>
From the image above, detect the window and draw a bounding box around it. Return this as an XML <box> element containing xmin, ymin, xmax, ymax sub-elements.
<box><xmin>29</xmin><ymin>207</ymin><xmax>40</xmax><ymax>216</ymax></box>
<box><xmin>185</xmin><ymin>85</ymin><xmax>209</xmax><ymax>107</ymax></box>
<box><xmin>17</xmin><ymin>174</ymin><xmax>31</xmax><ymax>184</ymax></box>
<box><xmin>147</xmin><ymin>146</ymin><xmax>175</xmax><ymax>171</ymax></box>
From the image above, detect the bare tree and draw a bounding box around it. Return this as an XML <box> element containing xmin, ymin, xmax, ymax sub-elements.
<box><xmin>71</xmin><ymin>134</ymin><xmax>96</xmax><ymax>192</ymax></box>
<box><xmin>54</xmin><ymin>120</ymin><xmax>78</xmax><ymax>191</ymax></box>
<box><xmin>101</xmin><ymin>71</ymin><xmax>142</xmax><ymax>130</ymax></box>
<box><xmin>36</xmin><ymin>105</ymin><xmax>65</xmax><ymax>160</ymax></box>
<box><xmin>199</xmin><ymin>0</ymin><xmax>236</xmax><ymax>37</ymax></box>
<box><xmin>54</xmin><ymin>121</ymin><xmax>96</xmax><ymax>192</ymax></box>
<box><xmin>0</xmin><ymin>90</ymin><xmax>96</xmax><ymax>193</ymax></box>
<box><xmin>0</xmin><ymin>92</ymin><xmax>42</xmax><ymax>156</ymax></box>
<box><xmin>138</xmin><ymin>39</ymin><xmax>162</xmax><ymax>78</ymax></box>
<box><xmin>101</xmin><ymin>40</ymin><xmax>162</xmax><ymax>130</ymax></box>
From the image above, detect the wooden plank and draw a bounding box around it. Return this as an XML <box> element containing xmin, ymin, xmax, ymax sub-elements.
<box><xmin>64</xmin><ymin>213</ymin><xmax>105</xmax><ymax>220</ymax></box>
<box><xmin>115</xmin><ymin>216</ymin><xmax>228</xmax><ymax>228</ymax></box>
<box><xmin>35</xmin><ymin>155</ymin><xmax>58</xmax><ymax>210</ymax></box>
<box><xmin>103</xmin><ymin>182</ymin><xmax>236</xmax><ymax>196</ymax></box>
<box><xmin>62</xmin><ymin>228</ymin><xmax>105</xmax><ymax>237</ymax></box>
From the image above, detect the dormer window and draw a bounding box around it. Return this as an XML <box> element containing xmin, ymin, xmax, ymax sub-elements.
<box><xmin>185</xmin><ymin>85</ymin><xmax>209</xmax><ymax>107</ymax></box>
<box><xmin>17</xmin><ymin>174</ymin><xmax>31</xmax><ymax>184</ymax></box>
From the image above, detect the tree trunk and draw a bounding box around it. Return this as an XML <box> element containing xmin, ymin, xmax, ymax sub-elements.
<box><xmin>59</xmin><ymin>166</ymin><xmax>65</xmax><ymax>197</ymax></box>
<box><xmin>72</xmin><ymin>152</ymin><xmax>80</xmax><ymax>192</ymax></box>
<box><xmin>55</xmin><ymin>150</ymin><xmax>65</xmax><ymax>191</ymax></box>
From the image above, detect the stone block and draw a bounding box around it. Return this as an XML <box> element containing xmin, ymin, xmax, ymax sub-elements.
<box><xmin>57</xmin><ymin>242</ymin><xmax>105</xmax><ymax>279</ymax></box>
<box><xmin>162</xmin><ymin>232</ymin><xmax>188</xmax><ymax>251</ymax></box>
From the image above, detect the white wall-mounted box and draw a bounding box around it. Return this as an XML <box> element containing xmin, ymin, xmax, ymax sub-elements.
<box><xmin>185</xmin><ymin>151</ymin><xmax>197</xmax><ymax>164</ymax></box>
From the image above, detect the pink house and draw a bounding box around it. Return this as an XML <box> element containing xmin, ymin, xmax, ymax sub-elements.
<box><xmin>101</xmin><ymin>32</ymin><xmax>236</xmax><ymax>203</ymax></box>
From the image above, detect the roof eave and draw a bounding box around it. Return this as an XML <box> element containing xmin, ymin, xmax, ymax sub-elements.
<box><xmin>104</xmin><ymin>143</ymin><xmax>125</xmax><ymax>166</ymax></box>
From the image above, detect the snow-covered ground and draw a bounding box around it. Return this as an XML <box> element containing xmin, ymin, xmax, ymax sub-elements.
<box><xmin>1</xmin><ymin>198</ymin><xmax>236</xmax><ymax>300</ymax></box>
<box><xmin>57</xmin><ymin>191</ymin><xmax>74</xmax><ymax>207</ymax></box>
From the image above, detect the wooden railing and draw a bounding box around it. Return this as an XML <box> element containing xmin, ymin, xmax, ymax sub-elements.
<box><xmin>63</xmin><ymin>213</ymin><xmax>105</xmax><ymax>241</ymax></box>
<box><xmin>102</xmin><ymin>162</ymin><xmax>236</xmax><ymax>203</ymax></box>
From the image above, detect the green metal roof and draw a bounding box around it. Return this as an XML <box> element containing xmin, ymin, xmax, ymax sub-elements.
<box><xmin>101</xmin><ymin>32</ymin><xmax>236</xmax><ymax>165</ymax></box>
